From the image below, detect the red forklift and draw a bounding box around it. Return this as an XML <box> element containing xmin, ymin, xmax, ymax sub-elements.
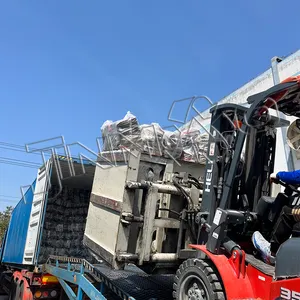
<box><xmin>173</xmin><ymin>75</ymin><xmax>300</xmax><ymax>299</ymax></box>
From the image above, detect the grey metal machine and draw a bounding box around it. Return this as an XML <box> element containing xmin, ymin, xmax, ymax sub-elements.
<box><xmin>83</xmin><ymin>150</ymin><xmax>205</xmax><ymax>271</ymax></box>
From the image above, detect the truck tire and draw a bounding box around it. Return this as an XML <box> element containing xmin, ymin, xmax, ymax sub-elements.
<box><xmin>9</xmin><ymin>279</ymin><xmax>33</xmax><ymax>300</ymax></box>
<box><xmin>8</xmin><ymin>282</ymin><xmax>17</xmax><ymax>300</ymax></box>
<box><xmin>173</xmin><ymin>258</ymin><xmax>225</xmax><ymax>300</ymax></box>
<box><xmin>8</xmin><ymin>280</ymin><xmax>17</xmax><ymax>300</ymax></box>
<box><xmin>9</xmin><ymin>280</ymin><xmax>22</xmax><ymax>300</ymax></box>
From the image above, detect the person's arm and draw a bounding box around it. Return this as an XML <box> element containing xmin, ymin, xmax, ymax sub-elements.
<box><xmin>276</xmin><ymin>170</ymin><xmax>300</xmax><ymax>185</ymax></box>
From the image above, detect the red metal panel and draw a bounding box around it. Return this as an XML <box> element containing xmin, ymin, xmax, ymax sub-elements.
<box><xmin>190</xmin><ymin>245</ymin><xmax>255</xmax><ymax>299</ymax></box>
<box><xmin>270</xmin><ymin>278</ymin><xmax>300</xmax><ymax>300</ymax></box>
<box><xmin>246</xmin><ymin>265</ymin><xmax>272</xmax><ymax>299</ymax></box>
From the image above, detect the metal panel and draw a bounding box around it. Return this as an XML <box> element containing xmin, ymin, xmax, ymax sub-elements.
<box><xmin>22</xmin><ymin>161</ymin><xmax>51</xmax><ymax>264</ymax></box>
<box><xmin>173</xmin><ymin>161</ymin><xmax>205</xmax><ymax>181</ymax></box>
<box><xmin>277</xmin><ymin>50</ymin><xmax>300</xmax><ymax>82</ymax></box>
<box><xmin>138</xmin><ymin>186</ymin><xmax>159</xmax><ymax>264</ymax></box>
<box><xmin>113</xmin><ymin>151</ymin><xmax>140</xmax><ymax>268</ymax></box>
<box><xmin>84</xmin><ymin>162</ymin><xmax>129</xmax><ymax>264</ymax></box>
<box><xmin>1</xmin><ymin>181</ymin><xmax>36</xmax><ymax>264</ymax></box>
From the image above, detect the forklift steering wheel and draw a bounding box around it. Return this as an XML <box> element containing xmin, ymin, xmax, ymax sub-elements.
<box><xmin>278</xmin><ymin>179</ymin><xmax>300</xmax><ymax>195</ymax></box>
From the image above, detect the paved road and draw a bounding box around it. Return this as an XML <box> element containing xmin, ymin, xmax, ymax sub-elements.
<box><xmin>0</xmin><ymin>296</ymin><xmax>8</xmax><ymax>300</ymax></box>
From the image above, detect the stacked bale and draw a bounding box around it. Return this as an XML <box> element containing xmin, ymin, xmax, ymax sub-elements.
<box><xmin>161</xmin><ymin>130</ymin><xmax>183</xmax><ymax>159</ymax></box>
<box><xmin>100</xmin><ymin>112</ymin><xmax>210</xmax><ymax>164</ymax></box>
<box><xmin>101</xmin><ymin>111</ymin><xmax>141</xmax><ymax>151</ymax></box>
<box><xmin>140</xmin><ymin>123</ymin><xmax>165</xmax><ymax>156</ymax></box>
<box><xmin>181</xmin><ymin>132</ymin><xmax>209</xmax><ymax>163</ymax></box>
<box><xmin>38</xmin><ymin>185</ymin><xmax>95</xmax><ymax>263</ymax></box>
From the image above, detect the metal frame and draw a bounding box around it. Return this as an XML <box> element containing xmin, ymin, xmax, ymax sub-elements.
<box><xmin>45</xmin><ymin>256</ymin><xmax>136</xmax><ymax>300</ymax></box>
<box><xmin>46</xmin><ymin>260</ymin><xmax>105</xmax><ymax>300</ymax></box>
<box><xmin>84</xmin><ymin>148</ymin><xmax>204</xmax><ymax>269</ymax></box>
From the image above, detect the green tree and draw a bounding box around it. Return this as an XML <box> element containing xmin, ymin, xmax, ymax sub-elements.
<box><xmin>0</xmin><ymin>206</ymin><xmax>13</xmax><ymax>242</ymax></box>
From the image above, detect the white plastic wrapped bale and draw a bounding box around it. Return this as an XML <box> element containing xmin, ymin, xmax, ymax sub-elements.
<box><xmin>180</xmin><ymin>130</ymin><xmax>209</xmax><ymax>163</ymax></box>
<box><xmin>161</xmin><ymin>130</ymin><xmax>183</xmax><ymax>159</ymax></box>
<box><xmin>101</xmin><ymin>112</ymin><xmax>141</xmax><ymax>151</ymax></box>
<box><xmin>101</xmin><ymin>120</ymin><xmax>120</xmax><ymax>151</ymax></box>
<box><xmin>139</xmin><ymin>123</ymin><xmax>165</xmax><ymax>156</ymax></box>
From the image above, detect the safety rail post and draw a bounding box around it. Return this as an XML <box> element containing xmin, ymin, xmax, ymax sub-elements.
<box><xmin>76</xmin><ymin>263</ymin><xmax>84</xmax><ymax>299</ymax></box>
<box><xmin>45</xmin><ymin>257</ymin><xmax>107</xmax><ymax>300</ymax></box>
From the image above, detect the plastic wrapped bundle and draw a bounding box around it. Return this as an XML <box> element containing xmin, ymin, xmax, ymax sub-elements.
<box><xmin>101</xmin><ymin>120</ymin><xmax>120</xmax><ymax>151</ymax></box>
<box><xmin>139</xmin><ymin>123</ymin><xmax>165</xmax><ymax>156</ymax></box>
<box><xmin>181</xmin><ymin>131</ymin><xmax>209</xmax><ymax>163</ymax></box>
<box><xmin>180</xmin><ymin>129</ymin><xmax>200</xmax><ymax>148</ymax></box>
<box><xmin>197</xmin><ymin>134</ymin><xmax>209</xmax><ymax>164</ymax></box>
<box><xmin>100</xmin><ymin>111</ymin><xmax>210</xmax><ymax>164</ymax></box>
<box><xmin>116</xmin><ymin>111</ymin><xmax>141</xmax><ymax>149</ymax></box>
<box><xmin>101</xmin><ymin>112</ymin><xmax>141</xmax><ymax>151</ymax></box>
<box><xmin>162</xmin><ymin>130</ymin><xmax>183</xmax><ymax>159</ymax></box>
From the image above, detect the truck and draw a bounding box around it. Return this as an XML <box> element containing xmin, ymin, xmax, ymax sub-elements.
<box><xmin>2</xmin><ymin>75</ymin><xmax>300</xmax><ymax>300</ymax></box>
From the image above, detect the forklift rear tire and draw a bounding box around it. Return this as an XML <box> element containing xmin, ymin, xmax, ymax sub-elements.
<box><xmin>173</xmin><ymin>258</ymin><xmax>225</xmax><ymax>300</ymax></box>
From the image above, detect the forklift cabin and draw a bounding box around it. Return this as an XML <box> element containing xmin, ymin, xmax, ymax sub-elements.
<box><xmin>173</xmin><ymin>76</ymin><xmax>300</xmax><ymax>300</ymax></box>
<box><xmin>198</xmin><ymin>76</ymin><xmax>300</xmax><ymax>255</ymax></box>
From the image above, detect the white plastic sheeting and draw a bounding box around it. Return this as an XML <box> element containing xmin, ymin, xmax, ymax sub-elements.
<box><xmin>101</xmin><ymin>112</ymin><xmax>209</xmax><ymax>164</ymax></box>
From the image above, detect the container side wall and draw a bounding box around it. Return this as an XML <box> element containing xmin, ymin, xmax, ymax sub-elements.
<box><xmin>1</xmin><ymin>181</ymin><xmax>36</xmax><ymax>265</ymax></box>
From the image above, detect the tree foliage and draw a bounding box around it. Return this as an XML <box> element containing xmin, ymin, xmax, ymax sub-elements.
<box><xmin>0</xmin><ymin>206</ymin><xmax>13</xmax><ymax>242</ymax></box>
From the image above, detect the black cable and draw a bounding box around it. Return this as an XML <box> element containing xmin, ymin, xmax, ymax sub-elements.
<box><xmin>0</xmin><ymin>141</ymin><xmax>52</xmax><ymax>152</ymax></box>
<box><xmin>0</xmin><ymin>199</ymin><xmax>18</xmax><ymax>203</ymax></box>
<box><xmin>158</xmin><ymin>208</ymin><xmax>181</xmax><ymax>217</ymax></box>
<box><xmin>0</xmin><ymin>194</ymin><xmax>19</xmax><ymax>199</ymax></box>
<box><xmin>0</xmin><ymin>160</ymin><xmax>39</xmax><ymax>169</ymax></box>
<box><xmin>0</xmin><ymin>145</ymin><xmax>51</xmax><ymax>156</ymax></box>
<box><xmin>0</xmin><ymin>141</ymin><xmax>26</xmax><ymax>149</ymax></box>
<box><xmin>188</xmin><ymin>179</ymin><xmax>202</xmax><ymax>190</ymax></box>
<box><xmin>0</xmin><ymin>156</ymin><xmax>41</xmax><ymax>166</ymax></box>
<box><xmin>173</xmin><ymin>180</ymin><xmax>193</xmax><ymax>207</ymax></box>
<box><xmin>188</xmin><ymin>175</ymin><xmax>203</xmax><ymax>187</ymax></box>
<box><xmin>185</xmin><ymin>213</ymin><xmax>197</xmax><ymax>243</ymax></box>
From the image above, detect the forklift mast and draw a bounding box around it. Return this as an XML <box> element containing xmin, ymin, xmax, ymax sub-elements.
<box><xmin>200</xmin><ymin>77</ymin><xmax>299</xmax><ymax>252</ymax></box>
<box><xmin>200</xmin><ymin>103</ymin><xmax>247</xmax><ymax>225</ymax></box>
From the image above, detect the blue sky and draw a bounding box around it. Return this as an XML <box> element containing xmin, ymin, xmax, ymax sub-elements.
<box><xmin>0</xmin><ymin>0</ymin><xmax>299</xmax><ymax>209</ymax></box>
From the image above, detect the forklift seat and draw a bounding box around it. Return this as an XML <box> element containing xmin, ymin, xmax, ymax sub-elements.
<box><xmin>256</xmin><ymin>193</ymin><xmax>290</xmax><ymax>225</ymax></box>
<box><xmin>255</xmin><ymin>196</ymin><xmax>276</xmax><ymax>222</ymax></box>
<box><xmin>292</xmin><ymin>223</ymin><xmax>300</xmax><ymax>237</ymax></box>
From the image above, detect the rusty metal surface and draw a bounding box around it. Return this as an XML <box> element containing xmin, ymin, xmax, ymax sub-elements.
<box><xmin>90</xmin><ymin>193</ymin><xmax>122</xmax><ymax>212</ymax></box>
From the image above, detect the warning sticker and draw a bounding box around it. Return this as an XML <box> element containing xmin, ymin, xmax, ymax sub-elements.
<box><xmin>209</xmin><ymin>142</ymin><xmax>215</xmax><ymax>156</ymax></box>
<box><xmin>212</xmin><ymin>232</ymin><xmax>219</xmax><ymax>239</ymax></box>
<box><xmin>213</xmin><ymin>209</ymin><xmax>222</xmax><ymax>225</ymax></box>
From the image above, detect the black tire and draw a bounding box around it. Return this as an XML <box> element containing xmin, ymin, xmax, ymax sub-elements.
<box><xmin>173</xmin><ymin>259</ymin><xmax>225</xmax><ymax>300</ymax></box>
<box><xmin>9</xmin><ymin>280</ymin><xmax>24</xmax><ymax>300</ymax></box>
<box><xmin>8</xmin><ymin>280</ymin><xmax>17</xmax><ymax>300</ymax></box>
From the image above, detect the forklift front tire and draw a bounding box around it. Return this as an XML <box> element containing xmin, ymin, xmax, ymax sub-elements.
<box><xmin>173</xmin><ymin>258</ymin><xmax>225</xmax><ymax>300</ymax></box>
